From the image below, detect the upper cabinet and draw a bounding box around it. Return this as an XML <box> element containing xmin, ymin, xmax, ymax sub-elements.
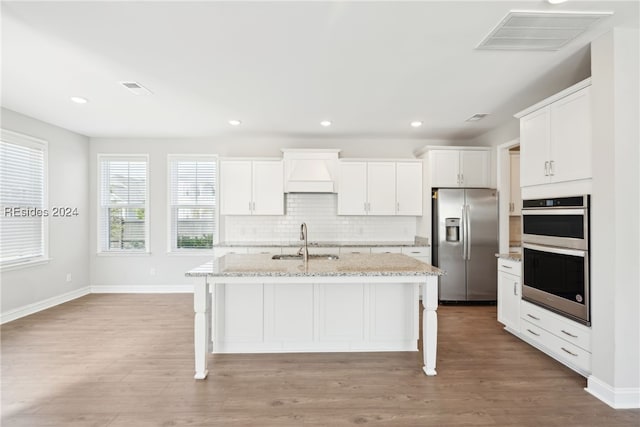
<box><xmin>395</xmin><ymin>162</ymin><xmax>423</xmax><ymax>215</ymax></box>
<box><xmin>220</xmin><ymin>160</ymin><xmax>284</xmax><ymax>215</ymax></box>
<box><xmin>517</xmin><ymin>79</ymin><xmax>592</xmax><ymax>187</ymax></box>
<box><xmin>429</xmin><ymin>148</ymin><xmax>491</xmax><ymax>188</ymax></box>
<box><xmin>338</xmin><ymin>161</ymin><xmax>422</xmax><ymax>216</ymax></box>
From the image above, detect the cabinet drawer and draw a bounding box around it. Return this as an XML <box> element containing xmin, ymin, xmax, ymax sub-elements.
<box><xmin>497</xmin><ymin>258</ymin><xmax>521</xmax><ymax>275</ymax></box>
<box><xmin>371</xmin><ymin>247</ymin><xmax>402</xmax><ymax>254</ymax></box>
<box><xmin>339</xmin><ymin>247</ymin><xmax>371</xmax><ymax>255</ymax></box>
<box><xmin>520</xmin><ymin>300</ymin><xmax>591</xmax><ymax>351</ymax></box>
<box><xmin>521</xmin><ymin>319</ymin><xmax>591</xmax><ymax>373</ymax></box>
<box><xmin>401</xmin><ymin>247</ymin><xmax>430</xmax><ymax>257</ymax></box>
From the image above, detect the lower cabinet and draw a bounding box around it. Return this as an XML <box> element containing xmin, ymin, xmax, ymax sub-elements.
<box><xmin>213</xmin><ymin>282</ymin><xmax>418</xmax><ymax>352</ymax></box>
<box><xmin>519</xmin><ymin>300</ymin><xmax>592</xmax><ymax>376</ymax></box>
<box><xmin>497</xmin><ymin>259</ymin><xmax>521</xmax><ymax>332</ymax></box>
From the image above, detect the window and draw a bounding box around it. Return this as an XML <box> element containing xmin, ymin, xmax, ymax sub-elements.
<box><xmin>169</xmin><ymin>156</ymin><xmax>217</xmax><ymax>251</ymax></box>
<box><xmin>99</xmin><ymin>155</ymin><xmax>148</xmax><ymax>253</ymax></box>
<box><xmin>0</xmin><ymin>129</ymin><xmax>48</xmax><ymax>267</ymax></box>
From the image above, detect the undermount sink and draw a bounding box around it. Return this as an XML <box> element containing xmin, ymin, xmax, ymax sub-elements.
<box><xmin>271</xmin><ymin>254</ymin><xmax>339</xmax><ymax>261</ymax></box>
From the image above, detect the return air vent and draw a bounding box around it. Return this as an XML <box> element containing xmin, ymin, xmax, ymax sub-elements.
<box><xmin>477</xmin><ymin>10</ymin><xmax>612</xmax><ymax>51</ymax></box>
<box><xmin>119</xmin><ymin>81</ymin><xmax>153</xmax><ymax>95</ymax></box>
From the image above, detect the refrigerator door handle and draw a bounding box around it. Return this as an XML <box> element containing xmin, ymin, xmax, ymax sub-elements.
<box><xmin>465</xmin><ymin>204</ymin><xmax>471</xmax><ymax>260</ymax></box>
<box><xmin>461</xmin><ymin>205</ymin><xmax>467</xmax><ymax>260</ymax></box>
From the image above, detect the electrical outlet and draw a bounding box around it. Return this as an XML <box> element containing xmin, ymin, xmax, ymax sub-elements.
<box><xmin>66</xmin><ymin>273</ymin><xmax>72</xmax><ymax>282</ymax></box>
<box><xmin>149</xmin><ymin>268</ymin><xmax>156</xmax><ymax>276</ymax></box>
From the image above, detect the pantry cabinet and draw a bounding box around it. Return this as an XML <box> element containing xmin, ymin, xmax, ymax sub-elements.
<box><xmin>220</xmin><ymin>160</ymin><xmax>284</xmax><ymax>215</ymax></box>
<box><xmin>338</xmin><ymin>160</ymin><xmax>422</xmax><ymax>216</ymax></box>
<box><xmin>429</xmin><ymin>149</ymin><xmax>490</xmax><ymax>188</ymax></box>
<box><xmin>517</xmin><ymin>80</ymin><xmax>591</xmax><ymax>187</ymax></box>
<box><xmin>509</xmin><ymin>153</ymin><xmax>521</xmax><ymax>215</ymax></box>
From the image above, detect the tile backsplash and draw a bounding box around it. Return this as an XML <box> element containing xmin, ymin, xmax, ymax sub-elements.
<box><xmin>224</xmin><ymin>193</ymin><xmax>417</xmax><ymax>243</ymax></box>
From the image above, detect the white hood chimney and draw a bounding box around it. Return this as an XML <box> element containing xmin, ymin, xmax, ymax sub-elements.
<box><xmin>282</xmin><ymin>149</ymin><xmax>341</xmax><ymax>193</ymax></box>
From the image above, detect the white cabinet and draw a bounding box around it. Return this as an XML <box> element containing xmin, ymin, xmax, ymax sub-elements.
<box><xmin>497</xmin><ymin>259</ymin><xmax>521</xmax><ymax>332</ymax></box>
<box><xmin>220</xmin><ymin>160</ymin><xmax>284</xmax><ymax>215</ymax></box>
<box><xmin>337</xmin><ymin>162</ymin><xmax>368</xmax><ymax>215</ymax></box>
<box><xmin>367</xmin><ymin>162</ymin><xmax>397</xmax><ymax>215</ymax></box>
<box><xmin>338</xmin><ymin>161</ymin><xmax>422</xmax><ymax>216</ymax></box>
<box><xmin>430</xmin><ymin>149</ymin><xmax>490</xmax><ymax>188</ymax></box>
<box><xmin>519</xmin><ymin>300</ymin><xmax>592</xmax><ymax>376</ymax></box>
<box><xmin>509</xmin><ymin>153</ymin><xmax>521</xmax><ymax>215</ymax></box>
<box><xmin>518</xmin><ymin>82</ymin><xmax>591</xmax><ymax>187</ymax></box>
<box><xmin>395</xmin><ymin>162</ymin><xmax>423</xmax><ymax>215</ymax></box>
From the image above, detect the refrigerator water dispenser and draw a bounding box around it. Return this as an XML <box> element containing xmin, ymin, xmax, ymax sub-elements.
<box><xmin>445</xmin><ymin>218</ymin><xmax>460</xmax><ymax>242</ymax></box>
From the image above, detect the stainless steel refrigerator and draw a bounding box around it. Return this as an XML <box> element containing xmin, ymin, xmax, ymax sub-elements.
<box><xmin>432</xmin><ymin>188</ymin><xmax>498</xmax><ymax>302</ymax></box>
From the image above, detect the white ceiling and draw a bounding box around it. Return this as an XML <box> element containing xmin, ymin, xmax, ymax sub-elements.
<box><xmin>1</xmin><ymin>1</ymin><xmax>638</xmax><ymax>140</ymax></box>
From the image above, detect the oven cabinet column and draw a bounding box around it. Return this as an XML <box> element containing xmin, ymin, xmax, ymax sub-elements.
<box><xmin>497</xmin><ymin>258</ymin><xmax>522</xmax><ymax>334</ymax></box>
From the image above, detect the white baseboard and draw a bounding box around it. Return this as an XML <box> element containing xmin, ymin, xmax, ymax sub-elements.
<box><xmin>586</xmin><ymin>375</ymin><xmax>640</xmax><ymax>409</ymax></box>
<box><xmin>1</xmin><ymin>286</ymin><xmax>91</xmax><ymax>325</ymax></box>
<box><xmin>91</xmin><ymin>284</ymin><xmax>194</xmax><ymax>293</ymax></box>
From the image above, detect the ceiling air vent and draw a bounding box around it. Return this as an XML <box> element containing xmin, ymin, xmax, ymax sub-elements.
<box><xmin>466</xmin><ymin>113</ymin><xmax>489</xmax><ymax>122</ymax></box>
<box><xmin>477</xmin><ymin>10</ymin><xmax>612</xmax><ymax>51</ymax></box>
<box><xmin>119</xmin><ymin>81</ymin><xmax>153</xmax><ymax>95</ymax></box>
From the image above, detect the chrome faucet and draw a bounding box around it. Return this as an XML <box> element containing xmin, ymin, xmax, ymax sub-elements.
<box><xmin>298</xmin><ymin>222</ymin><xmax>309</xmax><ymax>262</ymax></box>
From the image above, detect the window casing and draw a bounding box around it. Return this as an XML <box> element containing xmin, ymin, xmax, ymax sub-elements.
<box><xmin>168</xmin><ymin>156</ymin><xmax>217</xmax><ymax>251</ymax></box>
<box><xmin>99</xmin><ymin>155</ymin><xmax>149</xmax><ymax>253</ymax></box>
<box><xmin>0</xmin><ymin>129</ymin><xmax>48</xmax><ymax>267</ymax></box>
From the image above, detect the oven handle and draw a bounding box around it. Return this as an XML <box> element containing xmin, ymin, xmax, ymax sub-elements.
<box><xmin>522</xmin><ymin>209</ymin><xmax>587</xmax><ymax>216</ymax></box>
<box><xmin>523</xmin><ymin>243</ymin><xmax>587</xmax><ymax>258</ymax></box>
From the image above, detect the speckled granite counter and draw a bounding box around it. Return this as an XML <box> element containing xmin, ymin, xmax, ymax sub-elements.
<box><xmin>188</xmin><ymin>252</ymin><xmax>442</xmax><ymax>379</ymax></box>
<box><xmin>214</xmin><ymin>238</ymin><xmax>429</xmax><ymax>248</ymax></box>
<box><xmin>187</xmin><ymin>253</ymin><xmax>443</xmax><ymax>278</ymax></box>
<box><xmin>495</xmin><ymin>253</ymin><xmax>522</xmax><ymax>262</ymax></box>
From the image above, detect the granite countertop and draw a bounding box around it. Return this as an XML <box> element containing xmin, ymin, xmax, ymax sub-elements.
<box><xmin>214</xmin><ymin>237</ymin><xmax>429</xmax><ymax>248</ymax></box>
<box><xmin>186</xmin><ymin>253</ymin><xmax>444</xmax><ymax>278</ymax></box>
<box><xmin>495</xmin><ymin>253</ymin><xmax>522</xmax><ymax>262</ymax></box>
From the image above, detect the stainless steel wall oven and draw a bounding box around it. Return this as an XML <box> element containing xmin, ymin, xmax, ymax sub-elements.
<box><xmin>522</xmin><ymin>195</ymin><xmax>590</xmax><ymax>325</ymax></box>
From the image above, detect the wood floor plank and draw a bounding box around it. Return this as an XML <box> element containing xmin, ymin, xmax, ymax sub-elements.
<box><xmin>1</xmin><ymin>293</ymin><xmax>638</xmax><ymax>426</ymax></box>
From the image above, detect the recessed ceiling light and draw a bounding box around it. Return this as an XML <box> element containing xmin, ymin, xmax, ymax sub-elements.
<box><xmin>320</xmin><ymin>120</ymin><xmax>332</xmax><ymax>127</ymax></box>
<box><xmin>410</xmin><ymin>121</ymin><xmax>423</xmax><ymax>128</ymax></box>
<box><xmin>228</xmin><ymin>119</ymin><xmax>242</xmax><ymax>126</ymax></box>
<box><xmin>70</xmin><ymin>96</ymin><xmax>88</xmax><ymax>104</ymax></box>
<box><xmin>547</xmin><ymin>0</ymin><xmax>568</xmax><ymax>4</ymax></box>
<box><xmin>466</xmin><ymin>113</ymin><xmax>489</xmax><ymax>122</ymax></box>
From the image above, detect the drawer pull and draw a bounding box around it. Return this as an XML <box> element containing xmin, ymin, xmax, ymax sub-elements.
<box><xmin>526</xmin><ymin>313</ymin><xmax>540</xmax><ymax>321</ymax></box>
<box><xmin>561</xmin><ymin>329</ymin><xmax>578</xmax><ymax>339</ymax></box>
<box><xmin>526</xmin><ymin>329</ymin><xmax>540</xmax><ymax>337</ymax></box>
<box><xmin>501</xmin><ymin>264</ymin><xmax>512</xmax><ymax>269</ymax></box>
<box><xmin>411</xmin><ymin>251</ymin><xmax>420</xmax><ymax>254</ymax></box>
<box><xmin>561</xmin><ymin>347</ymin><xmax>578</xmax><ymax>357</ymax></box>
<box><xmin>351</xmin><ymin>251</ymin><xmax>361</xmax><ymax>254</ymax></box>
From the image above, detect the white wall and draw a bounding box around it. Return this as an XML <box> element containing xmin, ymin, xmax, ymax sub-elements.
<box><xmin>588</xmin><ymin>28</ymin><xmax>640</xmax><ymax>408</ymax></box>
<box><xmin>1</xmin><ymin>108</ymin><xmax>90</xmax><ymax>321</ymax></box>
<box><xmin>89</xmin><ymin>137</ymin><xmax>439</xmax><ymax>289</ymax></box>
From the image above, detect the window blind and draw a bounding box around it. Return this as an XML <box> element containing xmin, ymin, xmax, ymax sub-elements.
<box><xmin>99</xmin><ymin>157</ymin><xmax>148</xmax><ymax>252</ymax></box>
<box><xmin>0</xmin><ymin>134</ymin><xmax>47</xmax><ymax>265</ymax></box>
<box><xmin>169</xmin><ymin>158</ymin><xmax>217</xmax><ymax>250</ymax></box>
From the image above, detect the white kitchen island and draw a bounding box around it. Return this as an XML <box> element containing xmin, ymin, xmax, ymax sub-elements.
<box><xmin>186</xmin><ymin>253</ymin><xmax>443</xmax><ymax>380</ymax></box>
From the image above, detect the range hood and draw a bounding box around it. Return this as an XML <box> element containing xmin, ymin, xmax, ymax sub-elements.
<box><xmin>282</xmin><ymin>149</ymin><xmax>341</xmax><ymax>193</ymax></box>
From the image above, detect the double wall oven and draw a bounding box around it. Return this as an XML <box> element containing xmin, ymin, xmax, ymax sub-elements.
<box><xmin>522</xmin><ymin>195</ymin><xmax>590</xmax><ymax>325</ymax></box>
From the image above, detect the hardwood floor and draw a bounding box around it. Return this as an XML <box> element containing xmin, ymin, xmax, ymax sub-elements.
<box><xmin>2</xmin><ymin>294</ymin><xmax>638</xmax><ymax>426</ymax></box>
